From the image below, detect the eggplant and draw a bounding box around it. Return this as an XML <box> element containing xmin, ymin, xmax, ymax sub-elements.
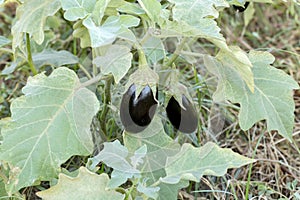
<box><xmin>120</xmin><ymin>84</ymin><xmax>157</xmax><ymax>133</ymax></box>
<box><xmin>166</xmin><ymin>95</ymin><xmax>198</xmax><ymax>133</ymax></box>
<box><xmin>233</xmin><ymin>2</ymin><xmax>249</xmax><ymax>12</ymax></box>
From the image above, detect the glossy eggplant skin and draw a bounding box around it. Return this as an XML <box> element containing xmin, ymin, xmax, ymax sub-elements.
<box><xmin>166</xmin><ymin>95</ymin><xmax>198</xmax><ymax>134</ymax></box>
<box><xmin>120</xmin><ymin>84</ymin><xmax>157</xmax><ymax>133</ymax></box>
<box><xmin>233</xmin><ymin>2</ymin><xmax>249</xmax><ymax>12</ymax></box>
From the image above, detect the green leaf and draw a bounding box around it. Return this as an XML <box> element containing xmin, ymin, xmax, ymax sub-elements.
<box><xmin>124</xmin><ymin>116</ymin><xmax>181</xmax><ymax>182</ymax></box>
<box><xmin>118</xmin><ymin>2</ymin><xmax>145</xmax><ymax>15</ymax></box>
<box><xmin>89</xmin><ymin>140</ymin><xmax>140</xmax><ymax>174</ymax></box>
<box><xmin>0</xmin><ymin>36</ymin><xmax>11</xmax><ymax>47</ymax></box>
<box><xmin>88</xmin><ymin>140</ymin><xmax>142</xmax><ymax>189</ymax></box>
<box><xmin>142</xmin><ymin>37</ymin><xmax>165</xmax><ymax>64</ymax></box>
<box><xmin>204</xmin><ymin>51</ymin><xmax>299</xmax><ymax>141</ymax></box>
<box><xmin>79</xmin><ymin>14</ymin><xmax>140</xmax><ymax>48</ymax></box>
<box><xmin>93</xmin><ymin>45</ymin><xmax>133</xmax><ymax>83</ymax></box>
<box><xmin>157</xmin><ymin>180</ymin><xmax>189</xmax><ymax>200</ymax></box>
<box><xmin>0</xmin><ymin>67</ymin><xmax>100</xmax><ymax>194</ymax></box>
<box><xmin>244</xmin><ymin>2</ymin><xmax>255</xmax><ymax>27</ymax></box>
<box><xmin>12</xmin><ymin>0</ymin><xmax>61</xmax><ymax>49</ymax></box>
<box><xmin>36</xmin><ymin>167</ymin><xmax>125</xmax><ymax>200</ymax></box>
<box><xmin>216</xmin><ymin>46</ymin><xmax>254</xmax><ymax>92</ymax></box>
<box><xmin>137</xmin><ymin>181</ymin><xmax>160</xmax><ymax>199</ymax></box>
<box><xmin>137</xmin><ymin>0</ymin><xmax>161</xmax><ymax>23</ymax></box>
<box><xmin>161</xmin><ymin>142</ymin><xmax>255</xmax><ymax>184</ymax></box>
<box><xmin>162</xmin><ymin>0</ymin><xmax>228</xmax><ymax>40</ymax></box>
<box><xmin>60</xmin><ymin>0</ymin><xmax>97</xmax><ymax>21</ymax></box>
<box><xmin>32</xmin><ymin>49</ymin><xmax>79</xmax><ymax>68</ymax></box>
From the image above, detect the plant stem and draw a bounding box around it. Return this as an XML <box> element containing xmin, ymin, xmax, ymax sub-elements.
<box><xmin>99</xmin><ymin>75</ymin><xmax>113</xmax><ymax>135</ymax></box>
<box><xmin>165</xmin><ymin>37</ymin><xmax>188</xmax><ymax>67</ymax></box>
<box><xmin>80</xmin><ymin>73</ymin><xmax>103</xmax><ymax>88</ymax></box>
<box><xmin>26</xmin><ymin>33</ymin><xmax>38</xmax><ymax>75</ymax></box>
<box><xmin>133</xmin><ymin>42</ymin><xmax>148</xmax><ymax>69</ymax></box>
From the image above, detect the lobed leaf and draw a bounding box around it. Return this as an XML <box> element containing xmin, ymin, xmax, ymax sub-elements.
<box><xmin>12</xmin><ymin>0</ymin><xmax>61</xmax><ymax>49</ymax></box>
<box><xmin>0</xmin><ymin>67</ymin><xmax>100</xmax><ymax>194</ymax></box>
<box><xmin>93</xmin><ymin>45</ymin><xmax>133</xmax><ymax>83</ymax></box>
<box><xmin>36</xmin><ymin>167</ymin><xmax>124</xmax><ymax>200</ymax></box>
<box><xmin>161</xmin><ymin>142</ymin><xmax>255</xmax><ymax>184</ymax></box>
<box><xmin>204</xmin><ymin>50</ymin><xmax>299</xmax><ymax>141</ymax></box>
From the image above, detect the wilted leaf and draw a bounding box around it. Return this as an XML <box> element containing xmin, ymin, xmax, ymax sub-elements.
<box><xmin>161</xmin><ymin>142</ymin><xmax>255</xmax><ymax>184</ymax></box>
<box><xmin>12</xmin><ymin>0</ymin><xmax>61</xmax><ymax>49</ymax></box>
<box><xmin>204</xmin><ymin>50</ymin><xmax>299</xmax><ymax>141</ymax></box>
<box><xmin>33</xmin><ymin>49</ymin><xmax>79</xmax><ymax>68</ymax></box>
<box><xmin>36</xmin><ymin>167</ymin><xmax>124</xmax><ymax>200</ymax></box>
<box><xmin>93</xmin><ymin>45</ymin><xmax>133</xmax><ymax>83</ymax></box>
<box><xmin>0</xmin><ymin>67</ymin><xmax>100</xmax><ymax>193</ymax></box>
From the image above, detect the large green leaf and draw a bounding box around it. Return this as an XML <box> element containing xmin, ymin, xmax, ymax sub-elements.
<box><xmin>216</xmin><ymin>46</ymin><xmax>254</xmax><ymax>93</ymax></box>
<box><xmin>36</xmin><ymin>167</ymin><xmax>124</xmax><ymax>200</ymax></box>
<box><xmin>161</xmin><ymin>0</ymin><xmax>228</xmax><ymax>41</ymax></box>
<box><xmin>12</xmin><ymin>0</ymin><xmax>61</xmax><ymax>49</ymax></box>
<box><xmin>124</xmin><ymin>117</ymin><xmax>189</xmax><ymax>199</ymax></box>
<box><xmin>161</xmin><ymin>142</ymin><xmax>255</xmax><ymax>184</ymax></box>
<box><xmin>0</xmin><ymin>67</ymin><xmax>100</xmax><ymax>194</ymax></box>
<box><xmin>32</xmin><ymin>49</ymin><xmax>79</xmax><ymax>69</ymax></box>
<box><xmin>93</xmin><ymin>44</ymin><xmax>133</xmax><ymax>83</ymax></box>
<box><xmin>204</xmin><ymin>50</ymin><xmax>299</xmax><ymax>141</ymax></box>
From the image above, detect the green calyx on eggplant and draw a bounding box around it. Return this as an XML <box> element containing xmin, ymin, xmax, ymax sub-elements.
<box><xmin>233</xmin><ymin>2</ymin><xmax>249</xmax><ymax>12</ymax></box>
<box><xmin>166</xmin><ymin>95</ymin><xmax>198</xmax><ymax>134</ymax></box>
<box><xmin>120</xmin><ymin>84</ymin><xmax>158</xmax><ymax>133</ymax></box>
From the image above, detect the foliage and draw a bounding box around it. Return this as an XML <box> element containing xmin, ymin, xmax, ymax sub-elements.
<box><xmin>0</xmin><ymin>0</ymin><xmax>299</xmax><ymax>199</ymax></box>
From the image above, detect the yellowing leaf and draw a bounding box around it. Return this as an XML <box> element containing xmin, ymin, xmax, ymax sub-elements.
<box><xmin>0</xmin><ymin>67</ymin><xmax>99</xmax><ymax>194</ymax></box>
<box><xmin>36</xmin><ymin>167</ymin><xmax>124</xmax><ymax>200</ymax></box>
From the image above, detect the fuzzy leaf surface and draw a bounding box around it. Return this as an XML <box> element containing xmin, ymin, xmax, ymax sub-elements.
<box><xmin>36</xmin><ymin>167</ymin><xmax>124</xmax><ymax>200</ymax></box>
<box><xmin>12</xmin><ymin>0</ymin><xmax>61</xmax><ymax>49</ymax></box>
<box><xmin>204</xmin><ymin>51</ymin><xmax>299</xmax><ymax>141</ymax></box>
<box><xmin>0</xmin><ymin>67</ymin><xmax>99</xmax><ymax>193</ymax></box>
<box><xmin>161</xmin><ymin>142</ymin><xmax>255</xmax><ymax>184</ymax></box>
<box><xmin>161</xmin><ymin>0</ymin><xmax>228</xmax><ymax>41</ymax></box>
<box><xmin>93</xmin><ymin>45</ymin><xmax>133</xmax><ymax>83</ymax></box>
<box><xmin>32</xmin><ymin>49</ymin><xmax>79</xmax><ymax>68</ymax></box>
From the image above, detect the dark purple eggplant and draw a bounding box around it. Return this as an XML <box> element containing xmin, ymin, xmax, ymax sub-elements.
<box><xmin>120</xmin><ymin>84</ymin><xmax>157</xmax><ymax>133</ymax></box>
<box><xmin>166</xmin><ymin>95</ymin><xmax>198</xmax><ymax>134</ymax></box>
<box><xmin>233</xmin><ymin>2</ymin><xmax>249</xmax><ymax>12</ymax></box>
